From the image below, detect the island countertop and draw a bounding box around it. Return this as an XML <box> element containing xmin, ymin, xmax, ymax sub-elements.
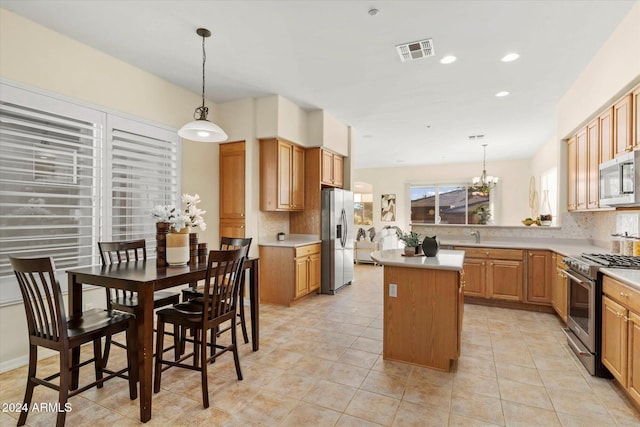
<box><xmin>371</xmin><ymin>249</ymin><xmax>465</xmax><ymax>271</ymax></box>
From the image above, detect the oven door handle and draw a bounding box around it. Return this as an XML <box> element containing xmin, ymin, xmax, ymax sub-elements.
<box><xmin>562</xmin><ymin>270</ymin><xmax>593</xmax><ymax>285</ymax></box>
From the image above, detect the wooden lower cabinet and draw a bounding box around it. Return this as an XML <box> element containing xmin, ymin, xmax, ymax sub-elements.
<box><xmin>551</xmin><ymin>253</ymin><xmax>568</xmax><ymax>322</ymax></box>
<box><xmin>461</xmin><ymin>258</ymin><xmax>486</xmax><ymax>297</ymax></box>
<box><xmin>456</xmin><ymin>247</ymin><xmax>524</xmax><ymax>302</ymax></box>
<box><xmin>219</xmin><ymin>219</ymin><xmax>245</xmax><ymax>238</ymax></box>
<box><xmin>488</xmin><ymin>260</ymin><xmax>523</xmax><ymax>301</ymax></box>
<box><xmin>383</xmin><ymin>266</ymin><xmax>462</xmax><ymax>371</ymax></box>
<box><xmin>526</xmin><ymin>250</ymin><xmax>552</xmax><ymax>304</ymax></box>
<box><xmin>602</xmin><ymin>275</ymin><xmax>640</xmax><ymax>408</ymax></box>
<box><xmin>259</xmin><ymin>243</ymin><xmax>320</xmax><ymax>306</ymax></box>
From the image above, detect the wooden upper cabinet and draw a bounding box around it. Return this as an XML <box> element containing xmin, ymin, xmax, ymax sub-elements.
<box><xmin>576</xmin><ymin>128</ymin><xmax>588</xmax><ymax>210</ymax></box>
<box><xmin>586</xmin><ymin>118</ymin><xmax>600</xmax><ymax>209</ymax></box>
<box><xmin>633</xmin><ymin>85</ymin><xmax>640</xmax><ymax>151</ymax></box>
<box><xmin>567</xmin><ymin>136</ymin><xmax>577</xmax><ymax>211</ymax></box>
<box><xmin>219</xmin><ymin>141</ymin><xmax>245</xmax><ymax>219</ymax></box>
<box><xmin>320</xmin><ymin>149</ymin><xmax>344</xmax><ymax>187</ymax></box>
<box><xmin>600</xmin><ymin>107</ymin><xmax>614</xmax><ymax>163</ymax></box>
<box><xmin>260</xmin><ymin>138</ymin><xmax>305</xmax><ymax>211</ymax></box>
<box><xmin>613</xmin><ymin>94</ymin><xmax>633</xmax><ymax>158</ymax></box>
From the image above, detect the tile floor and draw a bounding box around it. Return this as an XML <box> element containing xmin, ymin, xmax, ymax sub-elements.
<box><xmin>1</xmin><ymin>264</ymin><xmax>639</xmax><ymax>426</ymax></box>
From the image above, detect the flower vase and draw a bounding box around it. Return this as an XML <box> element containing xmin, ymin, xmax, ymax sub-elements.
<box><xmin>166</xmin><ymin>232</ymin><xmax>189</xmax><ymax>266</ymax></box>
<box><xmin>404</xmin><ymin>246</ymin><xmax>415</xmax><ymax>256</ymax></box>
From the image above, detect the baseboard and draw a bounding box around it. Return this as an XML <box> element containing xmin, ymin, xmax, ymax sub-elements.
<box><xmin>0</xmin><ymin>349</ymin><xmax>56</xmax><ymax>374</ymax></box>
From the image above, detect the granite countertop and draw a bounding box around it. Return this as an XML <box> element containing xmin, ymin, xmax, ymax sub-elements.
<box><xmin>259</xmin><ymin>234</ymin><xmax>321</xmax><ymax>248</ymax></box>
<box><xmin>371</xmin><ymin>249</ymin><xmax>465</xmax><ymax>271</ymax></box>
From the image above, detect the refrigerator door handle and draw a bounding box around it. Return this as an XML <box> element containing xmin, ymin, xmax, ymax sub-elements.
<box><xmin>340</xmin><ymin>209</ymin><xmax>347</xmax><ymax>248</ymax></box>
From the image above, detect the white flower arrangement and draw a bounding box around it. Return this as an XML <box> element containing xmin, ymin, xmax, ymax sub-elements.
<box><xmin>152</xmin><ymin>193</ymin><xmax>207</xmax><ymax>231</ymax></box>
<box><xmin>182</xmin><ymin>193</ymin><xmax>207</xmax><ymax>231</ymax></box>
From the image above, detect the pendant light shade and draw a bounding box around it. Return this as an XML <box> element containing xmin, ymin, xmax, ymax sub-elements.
<box><xmin>178</xmin><ymin>28</ymin><xmax>227</xmax><ymax>143</ymax></box>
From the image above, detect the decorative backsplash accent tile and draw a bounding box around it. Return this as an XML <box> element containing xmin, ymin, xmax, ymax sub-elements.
<box><xmin>258</xmin><ymin>211</ymin><xmax>290</xmax><ymax>239</ymax></box>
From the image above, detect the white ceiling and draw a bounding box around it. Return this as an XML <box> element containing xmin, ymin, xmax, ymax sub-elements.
<box><xmin>2</xmin><ymin>0</ymin><xmax>635</xmax><ymax>168</ymax></box>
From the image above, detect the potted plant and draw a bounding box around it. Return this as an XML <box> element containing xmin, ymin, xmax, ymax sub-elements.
<box><xmin>277</xmin><ymin>232</ymin><xmax>285</xmax><ymax>241</ymax></box>
<box><xmin>472</xmin><ymin>205</ymin><xmax>491</xmax><ymax>225</ymax></box>
<box><xmin>396</xmin><ymin>229</ymin><xmax>422</xmax><ymax>255</ymax></box>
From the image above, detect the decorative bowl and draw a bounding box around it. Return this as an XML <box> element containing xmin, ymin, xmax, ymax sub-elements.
<box><xmin>522</xmin><ymin>219</ymin><xmax>535</xmax><ymax>226</ymax></box>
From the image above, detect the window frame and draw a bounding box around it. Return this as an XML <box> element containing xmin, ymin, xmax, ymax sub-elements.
<box><xmin>409</xmin><ymin>182</ymin><xmax>494</xmax><ymax>225</ymax></box>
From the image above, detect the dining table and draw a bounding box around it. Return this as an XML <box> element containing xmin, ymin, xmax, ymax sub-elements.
<box><xmin>66</xmin><ymin>256</ymin><xmax>259</xmax><ymax>423</ymax></box>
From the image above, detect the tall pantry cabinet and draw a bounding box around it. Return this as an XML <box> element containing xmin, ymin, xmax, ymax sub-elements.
<box><xmin>219</xmin><ymin>141</ymin><xmax>246</xmax><ymax>238</ymax></box>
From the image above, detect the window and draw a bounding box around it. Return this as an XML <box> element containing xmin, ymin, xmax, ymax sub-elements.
<box><xmin>0</xmin><ymin>83</ymin><xmax>179</xmax><ymax>304</ymax></box>
<box><xmin>354</xmin><ymin>192</ymin><xmax>373</xmax><ymax>225</ymax></box>
<box><xmin>410</xmin><ymin>184</ymin><xmax>491</xmax><ymax>225</ymax></box>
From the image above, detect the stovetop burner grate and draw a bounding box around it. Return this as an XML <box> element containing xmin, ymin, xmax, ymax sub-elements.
<box><xmin>582</xmin><ymin>253</ymin><xmax>640</xmax><ymax>269</ymax></box>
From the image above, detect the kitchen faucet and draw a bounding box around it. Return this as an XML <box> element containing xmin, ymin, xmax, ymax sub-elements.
<box><xmin>470</xmin><ymin>230</ymin><xmax>480</xmax><ymax>243</ymax></box>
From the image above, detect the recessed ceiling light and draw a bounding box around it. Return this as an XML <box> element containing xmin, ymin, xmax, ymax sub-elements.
<box><xmin>440</xmin><ymin>55</ymin><xmax>457</xmax><ymax>64</ymax></box>
<box><xmin>495</xmin><ymin>91</ymin><xmax>510</xmax><ymax>97</ymax></box>
<box><xmin>501</xmin><ymin>53</ymin><xmax>520</xmax><ymax>62</ymax></box>
<box><xmin>368</xmin><ymin>8</ymin><xmax>379</xmax><ymax>16</ymax></box>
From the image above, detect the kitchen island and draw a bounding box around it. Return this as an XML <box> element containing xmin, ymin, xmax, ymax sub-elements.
<box><xmin>371</xmin><ymin>249</ymin><xmax>465</xmax><ymax>371</ymax></box>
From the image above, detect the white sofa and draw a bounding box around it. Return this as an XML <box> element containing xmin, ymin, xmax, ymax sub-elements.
<box><xmin>354</xmin><ymin>227</ymin><xmax>400</xmax><ymax>264</ymax></box>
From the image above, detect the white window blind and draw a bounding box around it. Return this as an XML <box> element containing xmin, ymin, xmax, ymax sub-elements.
<box><xmin>0</xmin><ymin>83</ymin><xmax>180</xmax><ymax>304</ymax></box>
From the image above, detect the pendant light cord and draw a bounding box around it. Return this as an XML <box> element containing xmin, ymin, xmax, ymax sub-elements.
<box><xmin>195</xmin><ymin>31</ymin><xmax>209</xmax><ymax>120</ymax></box>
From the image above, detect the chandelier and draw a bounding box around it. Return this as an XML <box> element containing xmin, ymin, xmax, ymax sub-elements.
<box><xmin>471</xmin><ymin>144</ymin><xmax>499</xmax><ymax>195</ymax></box>
<box><xmin>178</xmin><ymin>28</ymin><xmax>228</xmax><ymax>143</ymax></box>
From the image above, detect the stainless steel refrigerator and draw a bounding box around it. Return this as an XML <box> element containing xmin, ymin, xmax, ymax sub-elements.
<box><xmin>321</xmin><ymin>188</ymin><xmax>354</xmax><ymax>294</ymax></box>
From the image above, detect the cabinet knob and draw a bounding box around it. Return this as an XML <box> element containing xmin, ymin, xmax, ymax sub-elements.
<box><xmin>241</xmin><ymin>213</ymin><xmax>244</xmax><ymax>217</ymax></box>
<box><xmin>620</xmin><ymin>292</ymin><xmax>629</xmax><ymax>298</ymax></box>
<box><xmin>240</xmin><ymin>225</ymin><xmax>244</xmax><ymax>229</ymax></box>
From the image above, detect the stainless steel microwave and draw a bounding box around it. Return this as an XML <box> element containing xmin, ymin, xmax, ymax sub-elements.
<box><xmin>599</xmin><ymin>150</ymin><xmax>640</xmax><ymax>207</ymax></box>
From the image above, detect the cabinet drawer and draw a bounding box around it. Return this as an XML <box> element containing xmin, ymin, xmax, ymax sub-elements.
<box><xmin>295</xmin><ymin>243</ymin><xmax>321</xmax><ymax>258</ymax></box>
<box><xmin>556</xmin><ymin>253</ymin><xmax>568</xmax><ymax>269</ymax></box>
<box><xmin>455</xmin><ymin>247</ymin><xmax>524</xmax><ymax>260</ymax></box>
<box><xmin>604</xmin><ymin>275</ymin><xmax>640</xmax><ymax>314</ymax></box>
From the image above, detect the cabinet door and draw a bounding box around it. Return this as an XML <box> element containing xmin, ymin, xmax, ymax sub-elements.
<box><xmin>219</xmin><ymin>141</ymin><xmax>245</xmax><ymax>219</ymax></box>
<box><xmin>321</xmin><ymin>150</ymin><xmax>334</xmax><ymax>185</ymax></box>
<box><xmin>457</xmin><ymin>272</ymin><xmax>464</xmax><ymax>357</ymax></box>
<box><xmin>628</xmin><ymin>310</ymin><xmax>640</xmax><ymax>406</ymax></box>
<box><xmin>576</xmin><ymin>127</ymin><xmax>587</xmax><ymax>210</ymax></box>
<box><xmin>219</xmin><ymin>219</ymin><xmax>245</xmax><ymax>238</ymax></box>
<box><xmin>291</xmin><ymin>145</ymin><xmax>305</xmax><ymax>210</ymax></box>
<box><xmin>295</xmin><ymin>256</ymin><xmax>309</xmax><ymax>298</ymax></box>
<box><xmin>602</xmin><ymin>296</ymin><xmax>628</xmax><ymax>386</ymax></box>
<box><xmin>567</xmin><ymin>136</ymin><xmax>577</xmax><ymax>211</ymax></box>
<box><xmin>613</xmin><ymin>94</ymin><xmax>633</xmax><ymax>158</ymax></box>
<box><xmin>586</xmin><ymin>119</ymin><xmax>600</xmax><ymax>209</ymax></box>
<box><xmin>552</xmin><ymin>266</ymin><xmax>568</xmax><ymax>323</ymax></box>
<box><xmin>462</xmin><ymin>258</ymin><xmax>486</xmax><ymax>298</ymax></box>
<box><xmin>308</xmin><ymin>252</ymin><xmax>321</xmax><ymax>292</ymax></box>
<box><xmin>277</xmin><ymin>141</ymin><xmax>293</xmax><ymax>210</ymax></box>
<box><xmin>488</xmin><ymin>260</ymin><xmax>523</xmax><ymax>301</ymax></box>
<box><xmin>600</xmin><ymin>107</ymin><xmax>614</xmax><ymax>163</ymax></box>
<box><xmin>526</xmin><ymin>250</ymin><xmax>552</xmax><ymax>304</ymax></box>
<box><xmin>332</xmin><ymin>154</ymin><xmax>344</xmax><ymax>188</ymax></box>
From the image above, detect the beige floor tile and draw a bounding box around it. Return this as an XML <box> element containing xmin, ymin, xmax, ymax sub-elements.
<box><xmin>338</xmin><ymin>348</ymin><xmax>380</xmax><ymax>369</ymax></box>
<box><xmin>495</xmin><ymin>363</ymin><xmax>544</xmax><ymax>387</ymax></box>
<box><xmin>555</xmin><ymin>411</ymin><xmax>618</xmax><ymax>427</ymax></box>
<box><xmin>537</xmin><ymin>368</ymin><xmax>592</xmax><ymax>392</ymax></box>
<box><xmin>350</xmin><ymin>336</ymin><xmax>383</xmax><ymax>354</ymax></box>
<box><xmin>322</xmin><ymin>362</ymin><xmax>370</xmax><ymax>388</ymax></box>
<box><xmin>336</xmin><ymin>413</ymin><xmax>385</xmax><ymax>426</ymax></box>
<box><xmin>455</xmin><ymin>354</ymin><xmax>497</xmax><ymax>378</ymax></box>
<box><xmin>502</xmin><ymin>400</ymin><xmax>561</xmax><ymax>426</ymax></box>
<box><xmin>230</xmin><ymin>390</ymin><xmax>297</xmax><ymax>425</ymax></box>
<box><xmin>498</xmin><ymin>377</ymin><xmax>554</xmax><ymax>410</ymax></box>
<box><xmin>450</xmin><ymin>390</ymin><xmax>505</xmax><ymax>425</ymax></box>
<box><xmin>360</xmin><ymin>369</ymin><xmax>408</xmax><ymax>400</ymax></box>
<box><xmin>453</xmin><ymin>371</ymin><xmax>500</xmax><ymax>398</ymax></box>
<box><xmin>448</xmin><ymin>413</ymin><xmax>503</xmax><ymax>426</ymax></box>
<box><xmin>459</xmin><ymin>341</ymin><xmax>494</xmax><ymax>361</ymax></box>
<box><xmin>403</xmin><ymin>381</ymin><xmax>453</xmax><ymax>410</ymax></box>
<box><xmin>372</xmin><ymin>356</ymin><xmax>414</xmax><ymax>377</ymax></box>
<box><xmin>408</xmin><ymin>365</ymin><xmax>454</xmax><ymax>387</ymax></box>
<box><xmin>546</xmin><ymin>387</ymin><xmax>613</xmax><ymax>421</ymax></box>
<box><xmin>392</xmin><ymin>400</ymin><xmax>449</xmax><ymax>426</ymax></box>
<box><xmin>492</xmin><ymin>348</ymin><xmax>536</xmax><ymax>368</ymax></box>
<box><xmin>302</xmin><ymin>379</ymin><xmax>357</xmax><ymax>412</ymax></box>
<box><xmin>280</xmin><ymin>402</ymin><xmax>341</xmax><ymax>426</ymax></box>
<box><xmin>344</xmin><ymin>389</ymin><xmax>400</xmax><ymax>426</ymax></box>
<box><xmin>261</xmin><ymin>370</ymin><xmax>317</xmax><ymax>399</ymax></box>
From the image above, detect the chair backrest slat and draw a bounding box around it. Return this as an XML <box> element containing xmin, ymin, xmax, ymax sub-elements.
<box><xmin>10</xmin><ymin>256</ymin><xmax>66</xmax><ymax>343</ymax></box>
<box><xmin>98</xmin><ymin>240</ymin><xmax>146</xmax><ymax>304</ymax></box>
<box><xmin>219</xmin><ymin>237</ymin><xmax>252</xmax><ymax>253</ymax></box>
<box><xmin>202</xmin><ymin>248</ymin><xmax>247</xmax><ymax>325</ymax></box>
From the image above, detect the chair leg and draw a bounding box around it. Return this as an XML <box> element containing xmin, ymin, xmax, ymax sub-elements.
<box><xmin>193</xmin><ymin>329</ymin><xmax>200</xmax><ymax>368</ymax></box>
<box><xmin>173</xmin><ymin>324</ymin><xmax>181</xmax><ymax>361</ymax></box>
<box><xmin>93</xmin><ymin>338</ymin><xmax>104</xmax><ymax>388</ymax></box>
<box><xmin>57</xmin><ymin>348</ymin><xmax>70</xmax><ymax>427</ymax></box>
<box><xmin>102</xmin><ymin>334</ymin><xmax>113</xmax><ymax>369</ymax></box>
<box><xmin>153</xmin><ymin>319</ymin><xmax>165</xmax><ymax>394</ymax></box>
<box><xmin>17</xmin><ymin>345</ymin><xmax>37</xmax><ymax>426</ymax></box>
<box><xmin>238</xmin><ymin>279</ymin><xmax>249</xmax><ymax>344</ymax></box>
<box><xmin>209</xmin><ymin>328</ymin><xmax>217</xmax><ymax>364</ymax></box>
<box><xmin>125</xmin><ymin>324</ymin><xmax>138</xmax><ymax>400</ymax></box>
<box><xmin>231</xmin><ymin>322</ymin><xmax>243</xmax><ymax>381</ymax></box>
<box><xmin>200</xmin><ymin>327</ymin><xmax>209</xmax><ymax>408</ymax></box>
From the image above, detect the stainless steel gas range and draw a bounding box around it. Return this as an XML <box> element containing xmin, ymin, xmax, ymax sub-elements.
<box><xmin>562</xmin><ymin>253</ymin><xmax>640</xmax><ymax>377</ymax></box>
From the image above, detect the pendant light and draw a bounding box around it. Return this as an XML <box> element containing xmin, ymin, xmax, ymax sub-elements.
<box><xmin>178</xmin><ymin>28</ymin><xmax>228</xmax><ymax>143</ymax></box>
<box><xmin>471</xmin><ymin>144</ymin><xmax>499</xmax><ymax>195</ymax></box>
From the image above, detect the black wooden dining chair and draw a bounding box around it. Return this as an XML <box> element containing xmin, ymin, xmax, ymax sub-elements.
<box><xmin>154</xmin><ymin>247</ymin><xmax>247</xmax><ymax>408</ymax></box>
<box><xmin>181</xmin><ymin>237</ymin><xmax>252</xmax><ymax>344</ymax></box>
<box><xmin>10</xmin><ymin>256</ymin><xmax>137</xmax><ymax>427</ymax></box>
<box><xmin>98</xmin><ymin>239</ymin><xmax>181</xmax><ymax>366</ymax></box>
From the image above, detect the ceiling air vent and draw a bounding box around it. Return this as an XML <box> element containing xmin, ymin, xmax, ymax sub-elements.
<box><xmin>396</xmin><ymin>39</ymin><xmax>435</xmax><ymax>62</ymax></box>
